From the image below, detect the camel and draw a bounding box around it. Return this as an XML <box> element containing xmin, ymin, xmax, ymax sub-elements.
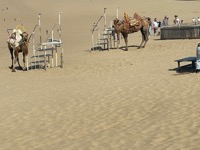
<box><xmin>113</xmin><ymin>12</ymin><xmax>149</xmax><ymax>50</ymax></box>
<box><xmin>7</xmin><ymin>30</ymin><xmax>29</xmax><ymax>72</ymax></box>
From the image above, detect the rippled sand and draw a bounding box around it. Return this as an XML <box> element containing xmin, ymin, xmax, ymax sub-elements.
<box><xmin>1</xmin><ymin>0</ymin><xmax>200</xmax><ymax>149</ymax></box>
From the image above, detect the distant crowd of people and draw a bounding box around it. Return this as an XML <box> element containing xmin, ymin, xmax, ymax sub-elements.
<box><xmin>146</xmin><ymin>15</ymin><xmax>200</xmax><ymax>36</ymax></box>
<box><xmin>146</xmin><ymin>17</ymin><xmax>163</xmax><ymax>36</ymax></box>
<box><xmin>192</xmin><ymin>17</ymin><xmax>200</xmax><ymax>24</ymax></box>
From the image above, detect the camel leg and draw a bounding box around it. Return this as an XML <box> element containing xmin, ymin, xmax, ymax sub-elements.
<box><xmin>142</xmin><ymin>31</ymin><xmax>149</xmax><ymax>48</ymax></box>
<box><xmin>17</xmin><ymin>57</ymin><xmax>23</xmax><ymax>70</ymax></box>
<box><xmin>15</xmin><ymin>47</ymin><xmax>23</xmax><ymax>70</ymax></box>
<box><xmin>116</xmin><ymin>32</ymin><xmax>120</xmax><ymax>49</ymax></box>
<box><xmin>122</xmin><ymin>33</ymin><xmax>128</xmax><ymax>51</ymax></box>
<box><xmin>22</xmin><ymin>52</ymin><xmax>28</xmax><ymax>71</ymax></box>
<box><xmin>26</xmin><ymin>55</ymin><xmax>29</xmax><ymax>71</ymax></box>
<box><xmin>22</xmin><ymin>52</ymin><xmax>26</xmax><ymax>71</ymax></box>
<box><xmin>9</xmin><ymin>48</ymin><xmax>14</xmax><ymax>69</ymax></box>
<box><xmin>138</xmin><ymin>29</ymin><xmax>145</xmax><ymax>49</ymax></box>
<box><xmin>12</xmin><ymin>49</ymin><xmax>18</xmax><ymax>72</ymax></box>
<box><xmin>140</xmin><ymin>26</ymin><xmax>149</xmax><ymax>48</ymax></box>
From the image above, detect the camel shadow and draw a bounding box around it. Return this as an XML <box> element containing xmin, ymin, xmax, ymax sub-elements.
<box><xmin>28</xmin><ymin>64</ymin><xmax>47</xmax><ymax>70</ymax></box>
<box><xmin>119</xmin><ymin>44</ymin><xmax>140</xmax><ymax>51</ymax></box>
<box><xmin>9</xmin><ymin>66</ymin><xmax>32</xmax><ymax>72</ymax></box>
<box><xmin>9</xmin><ymin>66</ymin><xmax>24</xmax><ymax>71</ymax></box>
<box><xmin>9</xmin><ymin>63</ymin><xmax>47</xmax><ymax>71</ymax></box>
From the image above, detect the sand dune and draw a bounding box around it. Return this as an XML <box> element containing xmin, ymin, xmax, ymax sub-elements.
<box><xmin>1</xmin><ymin>0</ymin><xmax>200</xmax><ymax>149</ymax></box>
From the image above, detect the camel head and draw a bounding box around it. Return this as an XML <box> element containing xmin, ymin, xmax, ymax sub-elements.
<box><xmin>20</xmin><ymin>32</ymin><xmax>29</xmax><ymax>42</ymax></box>
<box><xmin>113</xmin><ymin>18</ymin><xmax>120</xmax><ymax>26</ymax></box>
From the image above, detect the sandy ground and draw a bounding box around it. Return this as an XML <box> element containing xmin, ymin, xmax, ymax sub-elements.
<box><xmin>1</xmin><ymin>0</ymin><xmax>200</xmax><ymax>149</ymax></box>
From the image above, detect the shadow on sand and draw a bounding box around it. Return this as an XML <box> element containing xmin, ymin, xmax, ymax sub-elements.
<box><xmin>89</xmin><ymin>44</ymin><xmax>141</xmax><ymax>51</ymax></box>
<box><xmin>119</xmin><ymin>45</ymin><xmax>141</xmax><ymax>51</ymax></box>
<box><xmin>169</xmin><ymin>64</ymin><xmax>197</xmax><ymax>75</ymax></box>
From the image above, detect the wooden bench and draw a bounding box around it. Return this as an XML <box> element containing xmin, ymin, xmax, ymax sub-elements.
<box><xmin>175</xmin><ymin>56</ymin><xmax>196</xmax><ymax>70</ymax></box>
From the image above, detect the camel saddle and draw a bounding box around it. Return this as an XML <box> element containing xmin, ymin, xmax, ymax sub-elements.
<box><xmin>123</xmin><ymin>12</ymin><xmax>141</xmax><ymax>31</ymax></box>
<box><xmin>130</xmin><ymin>18</ymin><xmax>140</xmax><ymax>26</ymax></box>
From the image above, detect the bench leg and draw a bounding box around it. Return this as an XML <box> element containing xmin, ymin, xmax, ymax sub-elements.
<box><xmin>177</xmin><ymin>62</ymin><xmax>180</xmax><ymax>70</ymax></box>
<box><xmin>192</xmin><ymin>61</ymin><xmax>195</xmax><ymax>69</ymax></box>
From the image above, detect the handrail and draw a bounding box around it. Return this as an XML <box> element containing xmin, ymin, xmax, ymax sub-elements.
<box><xmin>28</xmin><ymin>24</ymin><xmax>39</xmax><ymax>42</ymax></box>
<box><xmin>44</xmin><ymin>23</ymin><xmax>61</xmax><ymax>43</ymax></box>
<box><xmin>91</xmin><ymin>16</ymin><xmax>103</xmax><ymax>33</ymax></box>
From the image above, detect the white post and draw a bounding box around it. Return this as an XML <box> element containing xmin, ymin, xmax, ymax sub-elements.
<box><xmin>56</xmin><ymin>12</ymin><xmax>63</xmax><ymax>67</ymax></box>
<box><xmin>55</xmin><ymin>45</ymin><xmax>58</xmax><ymax>67</ymax></box>
<box><xmin>38</xmin><ymin>13</ymin><xmax>42</xmax><ymax>69</ymax></box>
<box><xmin>104</xmin><ymin>8</ymin><xmax>107</xmax><ymax>31</ymax></box>
<box><xmin>91</xmin><ymin>23</ymin><xmax>96</xmax><ymax>50</ymax></box>
<box><xmin>44</xmin><ymin>45</ymin><xmax>47</xmax><ymax>70</ymax></box>
<box><xmin>38</xmin><ymin>13</ymin><xmax>42</xmax><ymax>44</ymax></box>
<box><xmin>51</xmin><ymin>30</ymin><xmax>54</xmax><ymax>67</ymax></box>
<box><xmin>32</xmin><ymin>32</ymin><xmax>36</xmax><ymax>69</ymax></box>
<box><xmin>58</xmin><ymin>12</ymin><xmax>62</xmax><ymax>42</ymax></box>
<box><xmin>117</xmin><ymin>7</ymin><xmax>119</xmax><ymax>19</ymax></box>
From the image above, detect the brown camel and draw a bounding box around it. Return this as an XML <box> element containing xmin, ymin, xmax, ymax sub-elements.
<box><xmin>113</xmin><ymin>13</ymin><xmax>149</xmax><ymax>50</ymax></box>
<box><xmin>7</xmin><ymin>31</ymin><xmax>29</xmax><ymax>72</ymax></box>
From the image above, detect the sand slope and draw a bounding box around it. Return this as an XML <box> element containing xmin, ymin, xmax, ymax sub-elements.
<box><xmin>1</xmin><ymin>0</ymin><xmax>200</xmax><ymax>149</ymax></box>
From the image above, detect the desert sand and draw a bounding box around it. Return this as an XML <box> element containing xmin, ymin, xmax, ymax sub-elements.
<box><xmin>1</xmin><ymin>0</ymin><xmax>200</xmax><ymax>149</ymax></box>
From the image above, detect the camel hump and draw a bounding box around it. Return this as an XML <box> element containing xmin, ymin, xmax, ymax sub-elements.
<box><xmin>133</xmin><ymin>13</ymin><xmax>142</xmax><ymax>21</ymax></box>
